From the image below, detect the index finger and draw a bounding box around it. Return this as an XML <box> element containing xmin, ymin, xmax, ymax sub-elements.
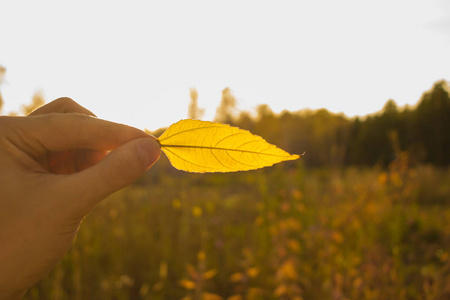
<box><xmin>15</xmin><ymin>113</ymin><xmax>156</xmax><ymax>154</ymax></box>
<box><xmin>28</xmin><ymin>97</ymin><xmax>96</xmax><ymax>117</ymax></box>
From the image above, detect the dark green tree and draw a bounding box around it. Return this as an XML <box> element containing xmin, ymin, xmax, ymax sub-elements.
<box><xmin>414</xmin><ymin>80</ymin><xmax>450</xmax><ymax>165</ymax></box>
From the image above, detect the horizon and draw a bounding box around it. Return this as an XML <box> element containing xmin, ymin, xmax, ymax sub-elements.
<box><xmin>2</xmin><ymin>78</ymin><xmax>448</xmax><ymax>131</ymax></box>
<box><xmin>2</xmin><ymin>75</ymin><xmax>448</xmax><ymax>131</ymax></box>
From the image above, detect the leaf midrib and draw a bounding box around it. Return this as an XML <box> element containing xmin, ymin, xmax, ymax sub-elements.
<box><xmin>160</xmin><ymin>144</ymin><xmax>296</xmax><ymax>159</ymax></box>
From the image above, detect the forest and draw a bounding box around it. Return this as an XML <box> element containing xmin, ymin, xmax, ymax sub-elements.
<box><xmin>1</xmin><ymin>75</ymin><xmax>450</xmax><ymax>299</ymax></box>
<box><xmin>193</xmin><ymin>80</ymin><xmax>450</xmax><ymax>169</ymax></box>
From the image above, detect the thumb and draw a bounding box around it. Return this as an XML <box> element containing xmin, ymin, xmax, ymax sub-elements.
<box><xmin>59</xmin><ymin>137</ymin><xmax>161</xmax><ymax>215</ymax></box>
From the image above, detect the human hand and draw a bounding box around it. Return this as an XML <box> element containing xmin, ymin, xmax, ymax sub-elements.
<box><xmin>0</xmin><ymin>98</ymin><xmax>161</xmax><ymax>299</ymax></box>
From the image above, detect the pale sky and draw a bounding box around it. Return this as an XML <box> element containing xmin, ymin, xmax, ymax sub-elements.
<box><xmin>1</xmin><ymin>0</ymin><xmax>450</xmax><ymax>130</ymax></box>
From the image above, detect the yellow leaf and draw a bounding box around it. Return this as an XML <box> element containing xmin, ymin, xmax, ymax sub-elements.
<box><xmin>197</xmin><ymin>251</ymin><xmax>206</xmax><ymax>261</ymax></box>
<box><xmin>158</xmin><ymin>119</ymin><xmax>301</xmax><ymax>173</ymax></box>
<box><xmin>179</xmin><ymin>279</ymin><xmax>196</xmax><ymax>290</ymax></box>
<box><xmin>274</xmin><ymin>283</ymin><xmax>288</xmax><ymax>297</ymax></box>
<box><xmin>202</xmin><ymin>268</ymin><xmax>217</xmax><ymax>280</ymax></box>
<box><xmin>276</xmin><ymin>260</ymin><xmax>299</xmax><ymax>281</ymax></box>
<box><xmin>192</xmin><ymin>206</ymin><xmax>203</xmax><ymax>218</ymax></box>
<box><xmin>202</xmin><ymin>292</ymin><xmax>223</xmax><ymax>300</ymax></box>
<box><xmin>246</xmin><ymin>267</ymin><xmax>259</xmax><ymax>278</ymax></box>
<box><xmin>230</xmin><ymin>272</ymin><xmax>244</xmax><ymax>282</ymax></box>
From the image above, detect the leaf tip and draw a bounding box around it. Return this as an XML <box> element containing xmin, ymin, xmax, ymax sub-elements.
<box><xmin>288</xmin><ymin>151</ymin><xmax>305</xmax><ymax>161</ymax></box>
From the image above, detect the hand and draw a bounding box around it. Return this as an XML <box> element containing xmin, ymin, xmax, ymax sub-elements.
<box><xmin>0</xmin><ymin>98</ymin><xmax>161</xmax><ymax>299</ymax></box>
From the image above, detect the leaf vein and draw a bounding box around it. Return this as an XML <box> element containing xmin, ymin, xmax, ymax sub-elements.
<box><xmin>161</xmin><ymin>144</ymin><xmax>292</xmax><ymax>159</ymax></box>
<box><xmin>159</xmin><ymin>125</ymin><xmax>220</xmax><ymax>142</ymax></box>
<box><xmin>214</xmin><ymin>132</ymin><xmax>245</xmax><ymax>147</ymax></box>
<box><xmin>226</xmin><ymin>150</ymin><xmax>258</xmax><ymax>168</ymax></box>
<box><xmin>161</xmin><ymin>146</ymin><xmax>215</xmax><ymax>170</ymax></box>
<box><xmin>210</xmin><ymin>149</ymin><xmax>231</xmax><ymax>170</ymax></box>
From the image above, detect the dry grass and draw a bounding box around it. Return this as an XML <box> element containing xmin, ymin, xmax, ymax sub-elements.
<box><xmin>25</xmin><ymin>157</ymin><xmax>450</xmax><ymax>299</ymax></box>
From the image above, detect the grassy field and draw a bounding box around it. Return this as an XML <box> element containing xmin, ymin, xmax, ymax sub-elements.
<box><xmin>24</xmin><ymin>155</ymin><xmax>450</xmax><ymax>300</ymax></box>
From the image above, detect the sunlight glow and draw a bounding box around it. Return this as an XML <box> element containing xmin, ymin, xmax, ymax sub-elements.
<box><xmin>1</xmin><ymin>0</ymin><xmax>449</xmax><ymax>130</ymax></box>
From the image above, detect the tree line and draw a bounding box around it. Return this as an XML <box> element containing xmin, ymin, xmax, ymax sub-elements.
<box><xmin>189</xmin><ymin>81</ymin><xmax>450</xmax><ymax>168</ymax></box>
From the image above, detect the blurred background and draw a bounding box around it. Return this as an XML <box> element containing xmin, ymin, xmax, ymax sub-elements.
<box><xmin>1</xmin><ymin>1</ymin><xmax>450</xmax><ymax>299</ymax></box>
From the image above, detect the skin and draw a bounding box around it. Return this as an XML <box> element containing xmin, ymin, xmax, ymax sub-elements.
<box><xmin>0</xmin><ymin>98</ymin><xmax>161</xmax><ymax>299</ymax></box>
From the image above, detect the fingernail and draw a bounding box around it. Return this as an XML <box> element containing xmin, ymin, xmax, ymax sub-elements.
<box><xmin>137</xmin><ymin>138</ymin><xmax>161</xmax><ymax>168</ymax></box>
